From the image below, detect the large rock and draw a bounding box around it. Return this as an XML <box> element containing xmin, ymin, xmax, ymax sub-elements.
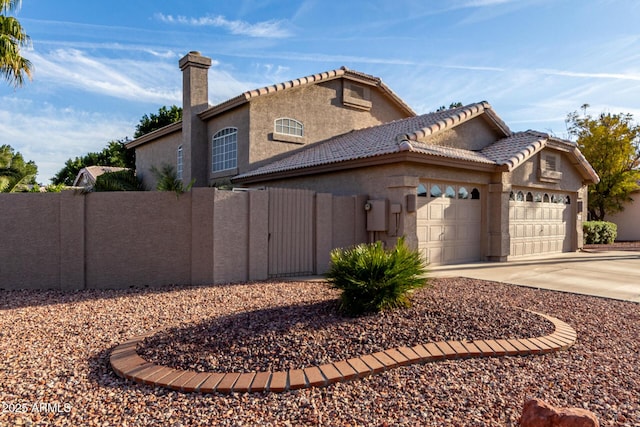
<box><xmin>519</xmin><ymin>398</ymin><xmax>599</xmax><ymax>427</ymax></box>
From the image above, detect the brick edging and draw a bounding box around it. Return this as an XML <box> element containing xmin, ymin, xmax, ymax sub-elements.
<box><xmin>110</xmin><ymin>310</ymin><xmax>576</xmax><ymax>394</ymax></box>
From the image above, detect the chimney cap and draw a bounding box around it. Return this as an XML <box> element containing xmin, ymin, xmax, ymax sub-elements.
<box><xmin>179</xmin><ymin>51</ymin><xmax>212</xmax><ymax>70</ymax></box>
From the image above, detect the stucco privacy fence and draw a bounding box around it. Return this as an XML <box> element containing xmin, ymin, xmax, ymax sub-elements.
<box><xmin>0</xmin><ymin>187</ymin><xmax>366</xmax><ymax>291</ymax></box>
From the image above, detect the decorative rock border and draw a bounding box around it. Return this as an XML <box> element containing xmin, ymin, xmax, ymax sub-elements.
<box><xmin>110</xmin><ymin>310</ymin><xmax>576</xmax><ymax>394</ymax></box>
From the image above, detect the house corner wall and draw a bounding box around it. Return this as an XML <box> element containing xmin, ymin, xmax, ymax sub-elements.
<box><xmin>384</xmin><ymin>176</ymin><xmax>420</xmax><ymax>250</ymax></box>
<box><xmin>576</xmin><ymin>185</ymin><xmax>588</xmax><ymax>247</ymax></box>
<box><xmin>487</xmin><ymin>180</ymin><xmax>511</xmax><ymax>261</ymax></box>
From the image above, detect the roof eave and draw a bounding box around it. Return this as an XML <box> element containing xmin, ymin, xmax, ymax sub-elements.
<box><xmin>232</xmin><ymin>152</ymin><xmax>498</xmax><ymax>184</ymax></box>
<box><xmin>199</xmin><ymin>68</ymin><xmax>416</xmax><ymax>121</ymax></box>
<box><xmin>125</xmin><ymin>121</ymin><xmax>183</xmax><ymax>149</ymax></box>
<box><xmin>400</xmin><ymin>101</ymin><xmax>510</xmax><ymax>143</ymax></box>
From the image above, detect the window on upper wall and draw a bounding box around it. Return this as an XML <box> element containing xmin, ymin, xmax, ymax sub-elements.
<box><xmin>417</xmin><ymin>184</ymin><xmax>427</xmax><ymax>197</ymax></box>
<box><xmin>177</xmin><ymin>145</ymin><xmax>183</xmax><ymax>180</ymax></box>
<box><xmin>274</xmin><ymin>118</ymin><xmax>303</xmax><ymax>137</ymax></box>
<box><xmin>212</xmin><ymin>127</ymin><xmax>238</xmax><ymax>172</ymax></box>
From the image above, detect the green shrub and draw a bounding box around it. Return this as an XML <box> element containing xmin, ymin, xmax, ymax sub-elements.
<box><xmin>583</xmin><ymin>221</ymin><xmax>617</xmax><ymax>244</ymax></box>
<box><xmin>94</xmin><ymin>169</ymin><xmax>143</xmax><ymax>192</ymax></box>
<box><xmin>326</xmin><ymin>237</ymin><xmax>429</xmax><ymax>316</ymax></box>
<box><xmin>150</xmin><ymin>164</ymin><xmax>195</xmax><ymax>196</ymax></box>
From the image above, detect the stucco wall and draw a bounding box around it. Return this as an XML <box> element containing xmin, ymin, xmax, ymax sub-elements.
<box><xmin>85</xmin><ymin>191</ymin><xmax>193</xmax><ymax>288</ymax></box>
<box><xmin>509</xmin><ymin>148</ymin><xmax>585</xmax><ymax>192</ymax></box>
<box><xmin>247</xmin><ymin>79</ymin><xmax>410</xmax><ymax>170</ymax></box>
<box><xmin>205</xmin><ymin>104</ymin><xmax>250</xmax><ymax>184</ymax></box>
<box><xmin>0</xmin><ymin>188</ymin><xmax>364</xmax><ymax>290</ymax></box>
<box><xmin>608</xmin><ymin>195</ymin><xmax>640</xmax><ymax>241</ymax></box>
<box><xmin>135</xmin><ymin>130</ymin><xmax>182</xmax><ymax>190</ymax></box>
<box><xmin>416</xmin><ymin>117</ymin><xmax>503</xmax><ymax>151</ymax></box>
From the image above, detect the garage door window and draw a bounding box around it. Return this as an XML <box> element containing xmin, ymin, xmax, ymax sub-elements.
<box><xmin>510</xmin><ymin>190</ymin><xmax>570</xmax><ymax>205</ymax></box>
<box><xmin>430</xmin><ymin>185</ymin><xmax>442</xmax><ymax>197</ymax></box>
<box><xmin>444</xmin><ymin>186</ymin><xmax>456</xmax><ymax>198</ymax></box>
<box><xmin>417</xmin><ymin>184</ymin><xmax>427</xmax><ymax>197</ymax></box>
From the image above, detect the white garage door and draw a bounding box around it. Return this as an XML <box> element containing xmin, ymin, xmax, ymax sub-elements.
<box><xmin>417</xmin><ymin>182</ymin><xmax>482</xmax><ymax>266</ymax></box>
<box><xmin>509</xmin><ymin>190</ymin><xmax>572</xmax><ymax>257</ymax></box>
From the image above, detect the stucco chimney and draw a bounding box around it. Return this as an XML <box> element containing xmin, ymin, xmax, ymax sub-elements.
<box><xmin>179</xmin><ymin>51</ymin><xmax>211</xmax><ymax>186</ymax></box>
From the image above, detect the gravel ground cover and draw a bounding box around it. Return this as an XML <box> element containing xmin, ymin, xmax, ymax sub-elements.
<box><xmin>1</xmin><ymin>277</ymin><xmax>638</xmax><ymax>426</ymax></box>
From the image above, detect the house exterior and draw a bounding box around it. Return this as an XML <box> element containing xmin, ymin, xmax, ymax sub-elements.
<box><xmin>608</xmin><ymin>186</ymin><xmax>640</xmax><ymax>241</ymax></box>
<box><xmin>126</xmin><ymin>51</ymin><xmax>599</xmax><ymax>265</ymax></box>
<box><xmin>72</xmin><ymin>166</ymin><xmax>129</xmax><ymax>188</ymax></box>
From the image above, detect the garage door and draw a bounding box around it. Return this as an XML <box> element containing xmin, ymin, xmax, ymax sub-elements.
<box><xmin>509</xmin><ymin>190</ymin><xmax>572</xmax><ymax>257</ymax></box>
<box><xmin>417</xmin><ymin>182</ymin><xmax>482</xmax><ymax>265</ymax></box>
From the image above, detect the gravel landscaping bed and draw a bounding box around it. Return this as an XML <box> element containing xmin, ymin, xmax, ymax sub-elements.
<box><xmin>137</xmin><ymin>282</ymin><xmax>553</xmax><ymax>373</ymax></box>
<box><xmin>1</xmin><ymin>277</ymin><xmax>638</xmax><ymax>426</ymax></box>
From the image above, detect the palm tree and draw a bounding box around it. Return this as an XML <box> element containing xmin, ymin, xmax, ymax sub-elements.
<box><xmin>1</xmin><ymin>0</ymin><xmax>33</xmax><ymax>87</ymax></box>
<box><xmin>0</xmin><ymin>144</ymin><xmax>37</xmax><ymax>192</ymax></box>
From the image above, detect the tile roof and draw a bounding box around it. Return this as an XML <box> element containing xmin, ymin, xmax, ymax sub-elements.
<box><xmin>481</xmin><ymin>130</ymin><xmax>599</xmax><ymax>183</ymax></box>
<box><xmin>72</xmin><ymin>166</ymin><xmax>129</xmax><ymax>187</ymax></box>
<box><xmin>235</xmin><ymin>102</ymin><xmax>502</xmax><ymax>180</ymax></box>
<box><xmin>234</xmin><ymin>103</ymin><xmax>599</xmax><ymax>184</ymax></box>
<box><xmin>200</xmin><ymin>66</ymin><xmax>416</xmax><ymax>120</ymax></box>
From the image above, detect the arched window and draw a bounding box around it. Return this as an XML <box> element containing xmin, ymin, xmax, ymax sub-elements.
<box><xmin>212</xmin><ymin>127</ymin><xmax>238</xmax><ymax>172</ymax></box>
<box><xmin>274</xmin><ymin>118</ymin><xmax>303</xmax><ymax>137</ymax></box>
<box><xmin>516</xmin><ymin>191</ymin><xmax>525</xmax><ymax>201</ymax></box>
<box><xmin>534</xmin><ymin>192</ymin><xmax>542</xmax><ymax>202</ymax></box>
<box><xmin>417</xmin><ymin>184</ymin><xmax>427</xmax><ymax>197</ymax></box>
<box><xmin>565</xmin><ymin>195</ymin><xmax>571</xmax><ymax>204</ymax></box>
<box><xmin>430</xmin><ymin>185</ymin><xmax>442</xmax><ymax>198</ymax></box>
<box><xmin>543</xmin><ymin>193</ymin><xmax>550</xmax><ymax>203</ymax></box>
<box><xmin>458</xmin><ymin>187</ymin><xmax>469</xmax><ymax>199</ymax></box>
<box><xmin>509</xmin><ymin>191</ymin><xmax>515</xmax><ymax>201</ymax></box>
<box><xmin>471</xmin><ymin>188</ymin><xmax>480</xmax><ymax>200</ymax></box>
<box><xmin>176</xmin><ymin>145</ymin><xmax>183</xmax><ymax>180</ymax></box>
<box><xmin>444</xmin><ymin>186</ymin><xmax>455</xmax><ymax>198</ymax></box>
<box><xmin>526</xmin><ymin>192</ymin><xmax>533</xmax><ymax>202</ymax></box>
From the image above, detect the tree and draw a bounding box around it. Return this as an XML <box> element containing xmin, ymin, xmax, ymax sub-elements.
<box><xmin>134</xmin><ymin>105</ymin><xmax>182</xmax><ymax>138</ymax></box>
<box><xmin>435</xmin><ymin>102</ymin><xmax>463</xmax><ymax>112</ymax></box>
<box><xmin>52</xmin><ymin>105</ymin><xmax>182</xmax><ymax>186</ymax></box>
<box><xmin>0</xmin><ymin>144</ymin><xmax>37</xmax><ymax>192</ymax></box>
<box><xmin>51</xmin><ymin>140</ymin><xmax>134</xmax><ymax>186</ymax></box>
<box><xmin>566</xmin><ymin>107</ymin><xmax>640</xmax><ymax>220</ymax></box>
<box><xmin>1</xmin><ymin>0</ymin><xmax>33</xmax><ymax>87</ymax></box>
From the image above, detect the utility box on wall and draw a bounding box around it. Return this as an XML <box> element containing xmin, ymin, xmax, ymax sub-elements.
<box><xmin>365</xmin><ymin>199</ymin><xmax>388</xmax><ymax>231</ymax></box>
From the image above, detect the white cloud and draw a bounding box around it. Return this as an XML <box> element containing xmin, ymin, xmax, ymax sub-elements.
<box><xmin>29</xmin><ymin>49</ymin><xmax>182</xmax><ymax>104</ymax></box>
<box><xmin>0</xmin><ymin>98</ymin><xmax>134</xmax><ymax>183</ymax></box>
<box><xmin>537</xmin><ymin>68</ymin><xmax>640</xmax><ymax>82</ymax></box>
<box><xmin>156</xmin><ymin>13</ymin><xmax>292</xmax><ymax>38</ymax></box>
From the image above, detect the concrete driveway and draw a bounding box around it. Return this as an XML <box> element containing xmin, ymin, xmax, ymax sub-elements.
<box><xmin>430</xmin><ymin>250</ymin><xmax>640</xmax><ymax>303</ymax></box>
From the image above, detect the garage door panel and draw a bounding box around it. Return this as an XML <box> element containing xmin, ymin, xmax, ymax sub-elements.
<box><xmin>509</xmin><ymin>196</ymin><xmax>572</xmax><ymax>258</ymax></box>
<box><xmin>429</xmin><ymin>225</ymin><xmax>443</xmax><ymax>241</ymax></box>
<box><xmin>430</xmin><ymin>204</ymin><xmax>444</xmax><ymax>220</ymax></box>
<box><xmin>417</xmin><ymin>186</ymin><xmax>482</xmax><ymax>266</ymax></box>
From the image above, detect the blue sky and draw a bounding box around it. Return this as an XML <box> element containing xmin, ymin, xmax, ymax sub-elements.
<box><xmin>2</xmin><ymin>0</ymin><xmax>640</xmax><ymax>182</ymax></box>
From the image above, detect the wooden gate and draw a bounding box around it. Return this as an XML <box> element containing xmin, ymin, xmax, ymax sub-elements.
<box><xmin>267</xmin><ymin>188</ymin><xmax>316</xmax><ymax>277</ymax></box>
